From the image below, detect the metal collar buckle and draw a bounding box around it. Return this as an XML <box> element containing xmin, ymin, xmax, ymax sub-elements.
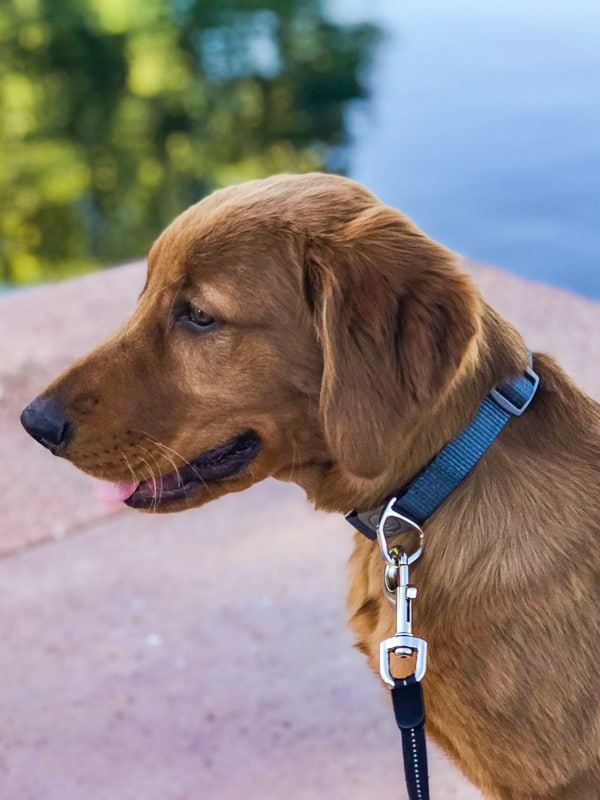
<box><xmin>377</xmin><ymin>499</ymin><xmax>427</xmax><ymax>687</ymax></box>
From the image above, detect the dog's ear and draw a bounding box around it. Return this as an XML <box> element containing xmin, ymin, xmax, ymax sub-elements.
<box><xmin>304</xmin><ymin>205</ymin><xmax>480</xmax><ymax>478</ymax></box>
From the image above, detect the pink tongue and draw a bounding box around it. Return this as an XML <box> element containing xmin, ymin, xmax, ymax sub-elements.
<box><xmin>94</xmin><ymin>480</ymin><xmax>139</xmax><ymax>505</ymax></box>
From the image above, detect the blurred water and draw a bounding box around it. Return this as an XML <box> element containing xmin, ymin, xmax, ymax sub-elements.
<box><xmin>337</xmin><ymin>0</ymin><xmax>600</xmax><ymax>299</ymax></box>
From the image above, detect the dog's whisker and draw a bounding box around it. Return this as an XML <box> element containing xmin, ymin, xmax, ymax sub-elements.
<box><xmin>128</xmin><ymin>429</ymin><xmax>217</xmax><ymax>502</ymax></box>
<box><xmin>155</xmin><ymin>441</ymin><xmax>217</xmax><ymax>502</ymax></box>
<box><xmin>137</xmin><ymin>444</ymin><xmax>167</xmax><ymax>507</ymax></box>
<box><xmin>120</xmin><ymin>452</ymin><xmax>139</xmax><ymax>486</ymax></box>
<box><xmin>131</xmin><ymin>430</ymin><xmax>194</xmax><ymax>475</ymax></box>
<box><xmin>135</xmin><ymin>453</ymin><xmax>159</xmax><ymax>512</ymax></box>
<box><xmin>140</xmin><ymin>441</ymin><xmax>184</xmax><ymax>492</ymax></box>
<box><xmin>142</xmin><ymin>433</ymin><xmax>217</xmax><ymax>501</ymax></box>
<box><xmin>155</xmin><ymin>447</ymin><xmax>183</xmax><ymax>486</ymax></box>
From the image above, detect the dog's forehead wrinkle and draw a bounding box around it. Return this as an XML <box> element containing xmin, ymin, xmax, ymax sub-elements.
<box><xmin>172</xmin><ymin>240</ymin><xmax>300</xmax><ymax>318</ymax></box>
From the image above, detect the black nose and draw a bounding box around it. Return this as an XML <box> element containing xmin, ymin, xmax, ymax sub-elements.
<box><xmin>20</xmin><ymin>395</ymin><xmax>72</xmax><ymax>453</ymax></box>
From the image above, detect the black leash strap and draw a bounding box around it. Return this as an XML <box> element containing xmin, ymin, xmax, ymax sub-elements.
<box><xmin>391</xmin><ymin>674</ymin><xmax>430</xmax><ymax>800</ymax></box>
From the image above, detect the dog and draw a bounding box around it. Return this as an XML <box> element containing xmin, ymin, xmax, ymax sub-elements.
<box><xmin>21</xmin><ymin>173</ymin><xmax>600</xmax><ymax>799</ymax></box>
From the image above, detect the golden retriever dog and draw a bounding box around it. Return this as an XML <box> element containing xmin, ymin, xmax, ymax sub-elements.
<box><xmin>21</xmin><ymin>174</ymin><xmax>600</xmax><ymax>799</ymax></box>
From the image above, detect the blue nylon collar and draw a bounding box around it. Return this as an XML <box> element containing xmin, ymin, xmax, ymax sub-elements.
<box><xmin>346</xmin><ymin>353</ymin><xmax>540</xmax><ymax>540</ymax></box>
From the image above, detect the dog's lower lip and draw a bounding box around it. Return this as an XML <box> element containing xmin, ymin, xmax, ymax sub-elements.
<box><xmin>124</xmin><ymin>430</ymin><xmax>261</xmax><ymax>509</ymax></box>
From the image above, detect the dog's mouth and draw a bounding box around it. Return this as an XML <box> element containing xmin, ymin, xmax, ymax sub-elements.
<box><xmin>116</xmin><ymin>430</ymin><xmax>261</xmax><ymax>510</ymax></box>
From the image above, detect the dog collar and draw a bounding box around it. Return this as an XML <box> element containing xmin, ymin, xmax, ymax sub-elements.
<box><xmin>345</xmin><ymin>352</ymin><xmax>540</xmax><ymax>540</ymax></box>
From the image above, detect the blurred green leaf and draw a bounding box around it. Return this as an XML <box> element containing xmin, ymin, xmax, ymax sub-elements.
<box><xmin>0</xmin><ymin>0</ymin><xmax>380</xmax><ymax>283</ymax></box>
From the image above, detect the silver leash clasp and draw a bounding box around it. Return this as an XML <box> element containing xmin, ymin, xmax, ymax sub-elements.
<box><xmin>377</xmin><ymin>499</ymin><xmax>427</xmax><ymax>687</ymax></box>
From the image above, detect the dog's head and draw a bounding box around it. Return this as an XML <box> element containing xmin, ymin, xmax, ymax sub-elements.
<box><xmin>21</xmin><ymin>173</ymin><xmax>482</xmax><ymax>512</ymax></box>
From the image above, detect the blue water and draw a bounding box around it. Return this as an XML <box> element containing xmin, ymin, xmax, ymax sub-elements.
<box><xmin>336</xmin><ymin>0</ymin><xmax>600</xmax><ymax>299</ymax></box>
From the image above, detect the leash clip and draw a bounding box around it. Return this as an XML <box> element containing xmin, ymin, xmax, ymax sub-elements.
<box><xmin>377</xmin><ymin>499</ymin><xmax>427</xmax><ymax>687</ymax></box>
<box><xmin>380</xmin><ymin>548</ymin><xmax>428</xmax><ymax>687</ymax></box>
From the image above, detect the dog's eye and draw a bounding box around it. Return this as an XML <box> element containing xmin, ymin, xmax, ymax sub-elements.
<box><xmin>189</xmin><ymin>307</ymin><xmax>215</xmax><ymax>327</ymax></box>
<box><xmin>178</xmin><ymin>303</ymin><xmax>218</xmax><ymax>331</ymax></box>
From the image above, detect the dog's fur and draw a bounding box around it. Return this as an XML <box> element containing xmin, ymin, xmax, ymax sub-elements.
<box><xmin>28</xmin><ymin>174</ymin><xmax>600</xmax><ymax>798</ymax></box>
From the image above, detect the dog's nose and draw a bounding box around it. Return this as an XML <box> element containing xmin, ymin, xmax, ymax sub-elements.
<box><xmin>20</xmin><ymin>395</ymin><xmax>73</xmax><ymax>453</ymax></box>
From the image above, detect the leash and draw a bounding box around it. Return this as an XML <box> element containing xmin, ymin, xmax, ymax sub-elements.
<box><xmin>346</xmin><ymin>353</ymin><xmax>540</xmax><ymax>800</ymax></box>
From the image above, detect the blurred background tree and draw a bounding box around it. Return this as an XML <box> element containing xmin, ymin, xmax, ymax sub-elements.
<box><xmin>0</xmin><ymin>0</ymin><xmax>380</xmax><ymax>284</ymax></box>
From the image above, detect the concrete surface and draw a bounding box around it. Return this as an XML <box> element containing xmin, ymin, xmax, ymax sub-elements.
<box><xmin>0</xmin><ymin>261</ymin><xmax>598</xmax><ymax>800</ymax></box>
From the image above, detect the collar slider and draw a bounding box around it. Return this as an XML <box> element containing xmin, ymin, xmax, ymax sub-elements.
<box><xmin>490</xmin><ymin>363</ymin><xmax>539</xmax><ymax>416</ymax></box>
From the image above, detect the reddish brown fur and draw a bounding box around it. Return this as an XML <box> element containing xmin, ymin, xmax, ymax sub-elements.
<box><xmin>29</xmin><ymin>174</ymin><xmax>600</xmax><ymax>798</ymax></box>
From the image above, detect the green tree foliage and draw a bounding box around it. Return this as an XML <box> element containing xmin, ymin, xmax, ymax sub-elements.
<box><xmin>0</xmin><ymin>0</ymin><xmax>380</xmax><ymax>283</ymax></box>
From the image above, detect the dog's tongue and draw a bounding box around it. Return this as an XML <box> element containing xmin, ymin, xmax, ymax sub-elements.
<box><xmin>94</xmin><ymin>480</ymin><xmax>139</xmax><ymax>505</ymax></box>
